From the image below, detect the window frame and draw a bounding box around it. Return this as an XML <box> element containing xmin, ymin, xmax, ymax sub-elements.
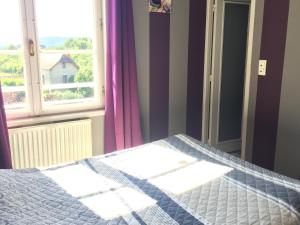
<box><xmin>3</xmin><ymin>0</ymin><xmax>105</xmax><ymax>119</ymax></box>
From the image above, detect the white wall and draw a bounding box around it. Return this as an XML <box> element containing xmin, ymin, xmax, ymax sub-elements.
<box><xmin>132</xmin><ymin>0</ymin><xmax>150</xmax><ymax>142</ymax></box>
<box><xmin>91</xmin><ymin>115</ymin><xmax>104</xmax><ymax>156</ymax></box>
<box><xmin>168</xmin><ymin>0</ymin><xmax>190</xmax><ymax>136</ymax></box>
<box><xmin>274</xmin><ymin>0</ymin><xmax>300</xmax><ymax>179</ymax></box>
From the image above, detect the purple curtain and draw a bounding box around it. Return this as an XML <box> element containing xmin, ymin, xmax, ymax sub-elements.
<box><xmin>0</xmin><ymin>85</ymin><xmax>12</xmax><ymax>169</ymax></box>
<box><xmin>104</xmin><ymin>0</ymin><xmax>143</xmax><ymax>153</ymax></box>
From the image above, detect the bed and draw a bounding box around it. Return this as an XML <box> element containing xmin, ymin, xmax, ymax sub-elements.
<box><xmin>1</xmin><ymin>134</ymin><xmax>300</xmax><ymax>225</ymax></box>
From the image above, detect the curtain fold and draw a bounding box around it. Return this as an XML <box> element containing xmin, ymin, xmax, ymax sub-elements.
<box><xmin>104</xmin><ymin>0</ymin><xmax>143</xmax><ymax>153</ymax></box>
<box><xmin>0</xmin><ymin>84</ymin><xmax>12</xmax><ymax>169</ymax></box>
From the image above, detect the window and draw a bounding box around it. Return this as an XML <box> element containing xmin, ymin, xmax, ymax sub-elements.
<box><xmin>62</xmin><ymin>75</ymin><xmax>75</xmax><ymax>84</ymax></box>
<box><xmin>0</xmin><ymin>0</ymin><xmax>104</xmax><ymax>118</ymax></box>
<box><xmin>0</xmin><ymin>0</ymin><xmax>27</xmax><ymax>112</ymax></box>
<box><xmin>63</xmin><ymin>75</ymin><xmax>68</xmax><ymax>84</ymax></box>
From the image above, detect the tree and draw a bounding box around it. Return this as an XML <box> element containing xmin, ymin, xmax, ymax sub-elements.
<box><xmin>57</xmin><ymin>38</ymin><xmax>92</xmax><ymax>50</ymax></box>
<box><xmin>0</xmin><ymin>55</ymin><xmax>23</xmax><ymax>75</ymax></box>
<box><xmin>6</xmin><ymin>44</ymin><xmax>19</xmax><ymax>50</ymax></box>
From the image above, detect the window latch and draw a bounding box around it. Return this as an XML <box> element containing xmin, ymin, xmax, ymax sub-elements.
<box><xmin>29</xmin><ymin>39</ymin><xmax>35</xmax><ymax>56</ymax></box>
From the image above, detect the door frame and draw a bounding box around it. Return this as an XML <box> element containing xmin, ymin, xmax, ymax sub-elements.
<box><xmin>207</xmin><ymin>0</ymin><xmax>251</xmax><ymax>152</ymax></box>
<box><xmin>202</xmin><ymin>0</ymin><xmax>265</xmax><ymax>160</ymax></box>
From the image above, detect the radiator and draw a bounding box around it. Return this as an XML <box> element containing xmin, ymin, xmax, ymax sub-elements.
<box><xmin>8</xmin><ymin>119</ymin><xmax>92</xmax><ymax>169</ymax></box>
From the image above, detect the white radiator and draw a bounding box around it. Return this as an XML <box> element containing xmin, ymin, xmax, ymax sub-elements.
<box><xmin>8</xmin><ymin>119</ymin><xmax>92</xmax><ymax>169</ymax></box>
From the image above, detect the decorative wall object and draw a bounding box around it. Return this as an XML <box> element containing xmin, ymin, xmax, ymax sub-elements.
<box><xmin>149</xmin><ymin>0</ymin><xmax>172</xmax><ymax>13</ymax></box>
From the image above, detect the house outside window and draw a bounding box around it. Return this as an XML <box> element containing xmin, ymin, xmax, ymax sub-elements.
<box><xmin>42</xmin><ymin>54</ymin><xmax>78</xmax><ymax>85</ymax></box>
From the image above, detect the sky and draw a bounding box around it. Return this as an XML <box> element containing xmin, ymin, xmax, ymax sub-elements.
<box><xmin>0</xmin><ymin>0</ymin><xmax>94</xmax><ymax>46</ymax></box>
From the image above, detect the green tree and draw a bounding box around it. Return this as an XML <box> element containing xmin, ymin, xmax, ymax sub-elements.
<box><xmin>5</xmin><ymin>44</ymin><xmax>19</xmax><ymax>50</ymax></box>
<box><xmin>0</xmin><ymin>55</ymin><xmax>23</xmax><ymax>75</ymax></box>
<box><xmin>72</xmin><ymin>54</ymin><xmax>93</xmax><ymax>82</ymax></box>
<box><xmin>57</xmin><ymin>38</ymin><xmax>92</xmax><ymax>50</ymax></box>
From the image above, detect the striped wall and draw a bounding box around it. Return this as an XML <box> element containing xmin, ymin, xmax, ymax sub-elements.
<box><xmin>274</xmin><ymin>0</ymin><xmax>300</xmax><ymax>179</ymax></box>
<box><xmin>133</xmin><ymin>0</ymin><xmax>206</xmax><ymax>143</ymax></box>
<box><xmin>252</xmin><ymin>0</ymin><xmax>290</xmax><ymax>171</ymax></box>
<box><xmin>149</xmin><ymin>13</ymin><xmax>171</xmax><ymax>141</ymax></box>
<box><xmin>186</xmin><ymin>0</ymin><xmax>207</xmax><ymax>140</ymax></box>
<box><xmin>132</xmin><ymin>0</ymin><xmax>296</xmax><ymax>178</ymax></box>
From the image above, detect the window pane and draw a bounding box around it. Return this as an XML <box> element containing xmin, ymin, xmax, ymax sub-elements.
<box><xmin>35</xmin><ymin>0</ymin><xmax>100</xmax><ymax>109</ymax></box>
<box><xmin>0</xmin><ymin>0</ymin><xmax>28</xmax><ymax>111</ymax></box>
<box><xmin>0</xmin><ymin>0</ymin><xmax>23</xmax><ymax>50</ymax></box>
<box><xmin>35</xmin><ymin>0</ymin><xmax>94</xmax><ymax>50</ymax></box>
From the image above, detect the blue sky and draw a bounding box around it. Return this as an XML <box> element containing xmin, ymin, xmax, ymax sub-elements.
<box><xmin>0</xmin><ymin>0</ymin><xmax>94</xmax><ymax>46</ymax></box>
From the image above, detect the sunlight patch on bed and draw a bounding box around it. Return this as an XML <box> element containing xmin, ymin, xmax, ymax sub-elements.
<box><xmin>42</xmin><ymin>164</ymin><xmax>122</xmax><ymax>198</ymax></box>
<box><xmin>80</xmin><ymin>187</ymin><xmax>157</xmax><ymax>220</ymax></box>
<box><xmin>43</xmin><ymin>164</ymin><xmax>157</xmax><ymax>220</ymax></box>
<box><xmin>101</xmin><ymin>143</ymin><xmax>197</xmax><ymax>179</ymax></box>
<box><xmin>149</xmin><ymin>161</ymin><xmax>233</xmax><ymax>195</ymax></box>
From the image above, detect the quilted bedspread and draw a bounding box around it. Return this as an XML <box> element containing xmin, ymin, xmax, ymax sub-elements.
<box><xmin>1</xmin><ymin>135</ymin><xmax>300</xmax><ymax>225</ymax></box>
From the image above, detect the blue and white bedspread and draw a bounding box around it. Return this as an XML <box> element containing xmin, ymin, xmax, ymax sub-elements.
<box><xmin>1</xmin><ymin>135</ymin><xmax>300</xmax><ymax>225</ymax></box>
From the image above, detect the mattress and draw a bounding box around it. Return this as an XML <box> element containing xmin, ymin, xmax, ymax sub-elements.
<box><xmin>1</xmin><ymin>134</ymin><xmax>300</xmax><ymax>225</ymax></box>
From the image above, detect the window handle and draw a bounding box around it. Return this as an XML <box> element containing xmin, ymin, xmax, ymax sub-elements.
<box><xmin>29</xmin><ymin>39</ymin><xmax>35</xmax><ymax>56</ymax></box>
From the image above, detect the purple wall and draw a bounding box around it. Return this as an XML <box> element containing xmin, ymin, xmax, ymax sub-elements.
<box><xmin>186</xmin><ymin>0</ymin><xmax>207</xmax><ymax>140</ymax></box>
<box><xmin>148</xmin><ymin>1</ymin><xmax>207</xmax><ymax>142</ymax></box>
<box><xmin>149</xmin><ymin>13</ymin><xmax>170</xmax><ymax>141</ymax></box>
<box><xmin>252</xmin><ymin>0</ymin><xmax>290</xmax><ymax>170</ymax></box>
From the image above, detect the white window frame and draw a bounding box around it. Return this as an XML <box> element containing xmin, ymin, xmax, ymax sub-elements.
<box><xmin>3</xmin><ymin>0</ymin><xmax>105</xmax><ymax>119</ymax></box>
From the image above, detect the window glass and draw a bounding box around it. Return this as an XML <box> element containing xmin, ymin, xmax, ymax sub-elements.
<box><xmin>35</xmin><ymin>0</ymin><xmax>98</xmax><ymax>107</ymax></box>
<box><xmin>0</xmin><ymin>0</ymin><xmax>103</xmax><ymax>116</ymax></box>
<box><xmin>0</xmin><ymin>0</ymin><xmax>28</xmax><ymax>110</ymax></box>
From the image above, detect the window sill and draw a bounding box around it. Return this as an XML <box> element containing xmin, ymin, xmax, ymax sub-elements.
<box><xmin>7</xmin><ymin>109</ymin><xmax>105</xmax><ymax>129</ymax></box>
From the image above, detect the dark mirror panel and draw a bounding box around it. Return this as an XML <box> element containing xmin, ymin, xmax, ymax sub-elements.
<box><xmin>218</xmin><ymin>3</ymin><xmax>249</xmax><ymax>142</ymax></box>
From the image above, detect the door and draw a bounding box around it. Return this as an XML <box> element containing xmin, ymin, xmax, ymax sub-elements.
<box><xmin>208</xmin><ymin>0</ymin><xmax>250</xmax><ymax>152</ymax></box>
